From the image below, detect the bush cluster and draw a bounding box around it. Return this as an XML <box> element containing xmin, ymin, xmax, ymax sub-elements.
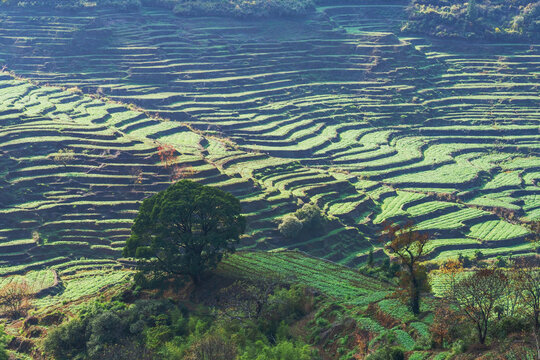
<box><xmin>278</xmin><ymin>203</ymin><xmax>325</xmax><ymax>239</ymax></box>
<box><xmin>43</xmin><ymin>300</ymin><xmax>173</xmax><ymax>359</ymax></box>
<box><xmin>403</xmin><ymin>0</ymin><xmax>539</xmax><ymax>41</ymax></box>
<box><xmin>43</xmin><ymin>284</ymin><xmax>318</xmax><ymax>360</ymax></box>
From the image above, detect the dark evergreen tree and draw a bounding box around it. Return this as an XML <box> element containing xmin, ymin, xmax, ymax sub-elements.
<box><xmin>124</xmin><ymin>180</ymin><xmax>245</xmax><ymax>284</ymax></box>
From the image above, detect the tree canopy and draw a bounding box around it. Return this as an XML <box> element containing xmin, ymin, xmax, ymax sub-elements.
<box><xmin>448</xmin><ymin>268</ymin><xmax>507</xmax><ymax>344</ymax></box>
<box><xmin>124</xmin><ymin>179</ymin><xmax>245</xmax><ymax>284</ymax></box>
<box><xmin>381</xmin><ymin>220</ymin><xmax>431</xmax><ymax>315</ymax></box>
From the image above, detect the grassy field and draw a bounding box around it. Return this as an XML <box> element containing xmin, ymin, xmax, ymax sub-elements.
<box><xmin>0</xmin><ymin>2</ymin><xmax>537</xmax><ymax>290</ymax></box>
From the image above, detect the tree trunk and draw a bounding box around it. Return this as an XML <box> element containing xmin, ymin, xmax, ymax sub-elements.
<box><xmin>190</xmin><ymin>273</ymin><xmax>201</xmax><ymax>286</ymax></box>
<box><xmin>534</xmin><ymin>328</ymin><xmax>540</xmax><ymax>360</ymax></box>
<box><xmin>534</xmin><ymin>312</ymin><xmax>540</xmax><ymax>360</ymax></box>
<box><xmin>476</xmin><ymin>323</ymin><xmax>483</xmax><ymax>344</ymax></box>
<box><xmin>535</xmin><ymin>307</ymin><xmax>539</xmax><ymax>333</ymax></box>
<box><xmin>477</xmin><ymin>319</ymin><xmax>488</xmax><ymax>344</ymax></box>
<box><xmin>410</xmin><ymin>272</ymin><xmax>420</xmax><ymax>315</ymax></box>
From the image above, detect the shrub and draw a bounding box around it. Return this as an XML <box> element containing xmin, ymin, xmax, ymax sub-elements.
<box><xmin>278</xmin><ymin>203</ymin><xmax>325</xmax><ymax>238</ymax></box>
<box><xmin>496</xmin><ymin>256</ymin><xmax>507</xmax><ymax>267</ymax></box>
<box><xmin>43</xmin><ymin>318</ymin><xmax>88</xmax><ymax>360</ymax></box>
<box><xmin>278</xmin><ymin>215</ymin><xmax>303</xmax><ymax>239</ymax></box>
<box><xmin>266</xmin><ymin>285</ymin><xmax>307</xmax><ymax>320</ymax></box>
<box><xmin>145</xmin><ymin>325</ymin><xmax>174</xmax><ymax>350</ymax></box>
<box><xmin>0</xmin><ymin>327</ymin><xmax>9</xmax><ymax>360</ymax></box>
<box><xmin>295</xmin><ymin>204</ymin><xmax>324</xmax><ymax>231</ymax></box>
<box><xmin>92</xmin><ymin>340</ymin><xmax>155</xmax><ymax>360</ymax></box>
<box><xmin>380</xmin><ymin>258</ymin><xmax>400</xmax><ymax>279</ymax></box>
<box><xmin>474</xmin><ymin>250</ymin><xmax>484</xmax><ymax>261</ymax></box>
<box><xmin>430</xmin><ymin>304</ymin><xmax>468</xmax><ymax>348</ymax></box>
<box><xmin>490</xmin><ymin>316</ymin><xmax>530</xmax><ymax>339</ymax></box>
<box><xmin>44</xmin><ymin>300</ymin><xmax>176</xmax><ymax>359</ymax></box>
<box><xmin>457</xmin><ymin>253</ymin><xmax>472</xmax><ymax>268</ymax></box>
<box><xmin>254</xmin><ymin>285</ymin><xmax>310</xmax><ymax>340</ymax></box>
<box><xmin>448</xmin><ymin>339</ymin><xmax>466</xmax><ymax>355</ymax></box>
<box><xmin>42</xmin><ymin>288</ymin><xmax>319</xmax><ymax>360</ymax></box>
<box><xmin>86</xmin><ymin>311</ymin><xmax>125</xmax><ymax>358</ymax></box>
<box><xmin>367</xmin><ymin>249</ymin><xmax>374</xmax><ymax>267</ymax></box>
<box><xmin>51</xmin><ymin>148</ymin><xmax>75</xmax><ymax>166</ymax></box>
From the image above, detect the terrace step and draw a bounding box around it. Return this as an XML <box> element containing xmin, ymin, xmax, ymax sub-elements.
<box><xmin>0</xmin><ymin>5</ymin><xmax>537</xmax><ymax>267</ymax></box>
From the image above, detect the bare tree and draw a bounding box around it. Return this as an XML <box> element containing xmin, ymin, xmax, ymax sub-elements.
<box><xmin>448</xmin><ymin>268</ymin><xmax>507</xmax><ymax>344</ymax></box>
<box><xmin>0</xmin><ymin>280</ymin><xmax>33</xmax><ymax>318</ymax></box>
<box><xmin>513</xmin><ymin>256</ymin><xmax>540</xmax><ymax>359</ymax></box>
<box><xmin>217</xmin><ymin>278</ymin><xmax>281</xmax><ymax>320</ymax></box>
<box><xmin>380</xmin><ymin>221</ymin><xmax>430</xmax><ymax>314</ymax></box>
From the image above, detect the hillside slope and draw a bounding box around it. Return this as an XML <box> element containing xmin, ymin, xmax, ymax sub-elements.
<box><xmin>0</xmin><ymin>3</ymin><xmax>538</xmax><ymax>271</ymax></box>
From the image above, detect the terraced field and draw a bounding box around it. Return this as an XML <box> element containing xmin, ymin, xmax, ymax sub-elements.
<box><xmin>219</xmin><ymin>250</ymin><xmax>390</xmax><ymax>305</ymax></box>
<box><xmin>219</xmin><ymin>250</ymin><xmax>438</xmax><ymax>355</ymax></box>
<box><xmin>0</xmin><ymin>1</ymin><xmax>538</xmax><ymax>275</ymax></box>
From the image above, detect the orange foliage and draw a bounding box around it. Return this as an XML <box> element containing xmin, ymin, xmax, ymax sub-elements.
<box><xmin>430</xmin><ymin>304</ymin><xmax>464</xmax><ymax>348</ymax></box>
<box><xmin>157</xmin><ymin>144</ymin><xmax>197</xmax><ymax>182</ymax></box>
<box><xmin>157</xmin><ymin>144</ymin><xmax>176</xmax><ymax>169</ymax></box>
<box><xmin>441</xmin><ymin>259</ymin><xmax>463</xmax><ymax>275</ymax></box>
<box><xmin>353</xmin><ymin>330</ymin><xmax>374</xmax><ymax>359</ymax></box>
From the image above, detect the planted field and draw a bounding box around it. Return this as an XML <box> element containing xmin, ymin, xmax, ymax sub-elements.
<box><xmin>219</xmin><ymin>250</ymin><xmax>435</xmax><ymax>351</ymax></box>
<box><xmin>0</xmin><ymin>269</ymin><xmax>56</xmax><ymax>295</ymax></box>
<box><xmin>0</xmin><ymin>0</ymin><xmax>538</xmax><ymax>277</ymax></box>
<box><xmin>0</xmin><ymin>73</ymin><xmax>371</xmax><ymax>278</ymax></box>
<box><xmin>33</xmin><ymin>268</ymin><xmax>132</xmax><ymax>309</ymax></box>
<box><xmin>219</xmin><ymin>250</ymin><xmax>390</xmax><ymax>305</ymax></box>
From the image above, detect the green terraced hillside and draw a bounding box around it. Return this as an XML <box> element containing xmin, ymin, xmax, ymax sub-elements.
<box><xmin>0</xmin><ymin>1</ymin><xmax>538</xmax><ymax>273</ymax></box>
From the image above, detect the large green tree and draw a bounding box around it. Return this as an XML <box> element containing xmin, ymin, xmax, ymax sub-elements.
<box><xmin>124</xmin><ymin>180</ymin><xmax>245</xmax><ymax>284</ymax></box>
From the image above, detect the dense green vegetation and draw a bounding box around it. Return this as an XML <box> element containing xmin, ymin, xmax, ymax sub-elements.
<box><xmin>0</xmin><ymin>0</ymin><xmax>538</xmax><ymax>40</ymax></box>
<box><xmin>43</xmin><ymin>284</ymin><xmax>315</xmax><ymax>360</ymax></box>
<box><xmin>403</xmin><ymin>0</ymin><xmax>540</xmax><ymax>40</ymax></box>
<box><xmin>0</xmin><ymin>242</ymin><xmax>538</xmax><ymax>359</ymax></box>
<box><xmin>2</xmin><ymin>250</ymin><xmax>533</xmax><ymax>359</ymax></box>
